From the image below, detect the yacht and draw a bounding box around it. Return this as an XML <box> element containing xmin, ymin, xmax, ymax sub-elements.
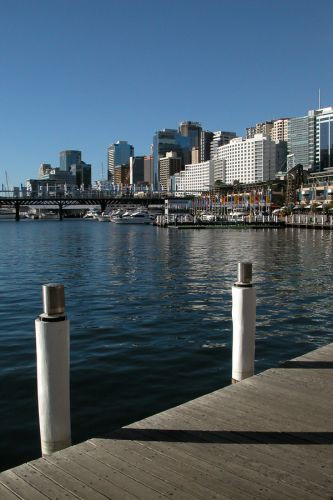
<box><xmin>83</xmin><ymin>208</ymin><xmax>100</xmax><ymax>219</ymax></box>
<box><xmin>97</xmin><ymin>212</ymin><xmax>111</xmax><ymax>222</ymax></box>
<box><xmin>112</xmin><ymin>210</ymin><xmax>151</xmax><ymax>224</ymax></box>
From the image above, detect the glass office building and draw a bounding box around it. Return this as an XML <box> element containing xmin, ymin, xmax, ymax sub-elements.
<box><xmin>315</xmin><ymin>108</ymin><xmax>333</xmax><ymax>170</ymax></box>
<box><xmin>107</xmin><ymin>141</ymin><xmax>134</xmax><ymax>182</ymax></box>
<box><xmin>287</xmin><ymin>116</ymin><xmax>315</xmax><ymax>170</ymax></box>
<box><xmin>60</xmin><ymin>150</ymin><xmax>82</xmax><ymax>171</ymax></box>
<box><xmin>152</xmin><ymin>122</ymin><xmax>202</xmax><ymax>190</ymax></box>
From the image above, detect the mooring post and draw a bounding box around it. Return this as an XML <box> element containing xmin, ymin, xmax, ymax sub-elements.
<box><xmin>15</xmin><ymin>201</ymin><xmax>20</xmax><ymax>221</ymax></box>
<box><xmin>35</xmin><ymin>284</ymin><xmax>71</xmax><ymax>455</ymax></box>
<box><xmin>232</xmin><ymin>262</ymin><xmax>256</xmax><ymax>383</ymax></box>
<box><xmin>58</xmin><ymin>202</ymin><xmax>63</xmax><ymax>221</ymax></box>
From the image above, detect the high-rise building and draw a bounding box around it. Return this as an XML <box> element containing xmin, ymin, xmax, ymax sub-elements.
<box><xmin>60</xmin><ymin>150</ymin><xmax>82</xmax><ymax>171</ymax></box>
<box><xmin>159</xmin><ymin>151</ymin><xmax>182</xmax><ymax>191</ymax></box>
<box><xmin>178</xmin><ymin>121</ymin><xmax>202</xmax><ymax>148</ymax></box>
<box><xmin>200</xmin><ymin>131</ymin><xmax>214</xmax><ymax>162</ymax></box>
<box><xmin>210</xmin><ymin>131</ymin><xmax>237</xmax><ymax>161</ymax></box>
<box><xmin>246</xmin><ymin>121</ymin><xmax>273</xmax><ymax>139</ymax></box>
<box><xmin>247</xmin><ymin>119</ymin><xmax>289</xmax><ymax>142</ymax></box>
<box><xmin>152</xmin><ymin>122</ymin><xmax>202</xmax><ymax>190</ymax></box>
<box><xmin>214</xmin><ymin>134</ymin><xmax>277</xmax><ymax>184</ymax></box>
<box><xmin>129</xmin><ymin>156</ymin><xmax>145</xmax><ymax>185</ymax></box>
<box><xmin>144</xmin><ymin>155</ymin><xmax>153</xmax><ymax>185</ymax></box>
<box><xmin>271</xmin><ymin>119</ymin><xmax>289</xmax><ymax>142</ymax></box>
<box><xmin>114</xmin><ymin>164</ymin><xmax>130</xmax><ymax>185</ymax></box>
<box><xmin>287</xmin><ymin>115</ymin><xmax>315</xmax><ymax>170</ymax></box>
<box><xmin>313</xmin><ymin>107</ymin><xmax>333</xmax><ymax>170</ymax></box>
<box><xmin>107</xmin><ymin>141</ymin><xmax>134</xmax><ymax>182</ymax></box>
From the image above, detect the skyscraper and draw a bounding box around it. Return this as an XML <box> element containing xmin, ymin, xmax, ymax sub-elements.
<box><xmin>60</xmin><ymin>150</ymin><xmax>82</xmax><ymax>171</ymax></box>
<box><xmin>287</xmin><ymin>115</ymin><xmax>315</xmax><ymax>170</ymax></box>
<box><xmin>107</xmin><ymin>141</ymin><xmax>134</xmax><ymax>182</ymax></box>
<box><xmin>314</xmin><ymin>107</ymin><xmax>333</xmax><ymax>170</ymax></box>
<box><xmin>200</xmin><ymin>131</ymin><xmax>214</xmax><ymax>162</ymax></box>
<box><xmin>152</xmin><ymin>122</ymin><xmax>202</xmax><ymax>190</ymax></box>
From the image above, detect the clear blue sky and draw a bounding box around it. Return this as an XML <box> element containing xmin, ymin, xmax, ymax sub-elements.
<box><xmin>0</xmin><ymin>0</ymin><xmax>332</xmax><ymax>186</ymax></box>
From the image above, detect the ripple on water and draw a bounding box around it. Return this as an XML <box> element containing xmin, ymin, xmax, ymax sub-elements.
<box><xmin>0</xmin><ymin>222</ymin><xmax>332</xmax><ymax>471</ymax></box>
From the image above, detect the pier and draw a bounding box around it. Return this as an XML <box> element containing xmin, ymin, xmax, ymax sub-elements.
<box><xmin>0</xmin><ymin>342</ymin><xmax>332</xmax><ymax>498</ymax></box>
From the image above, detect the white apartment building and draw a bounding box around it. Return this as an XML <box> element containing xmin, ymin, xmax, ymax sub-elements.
<box><xmin>214</xmin><ymin>134</ymin><xmax>277</xmax><ymax>184</ymax></box>
<box><xmin>172</xmin><ymin>161</ymin><xmax>213</xmax><ymax>195</ymax></box>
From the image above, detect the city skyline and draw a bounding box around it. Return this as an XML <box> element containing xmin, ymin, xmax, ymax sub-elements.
<box><xmin>0</xmin><ymin>0</ymin><xmax>332</xmax><ymax>186</ymax></box>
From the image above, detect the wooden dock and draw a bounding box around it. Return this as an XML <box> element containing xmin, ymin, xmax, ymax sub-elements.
<box><xmin>1</xmin><ymin>343</ymin><xmax>332</xmax><ymax>499</ymax></box>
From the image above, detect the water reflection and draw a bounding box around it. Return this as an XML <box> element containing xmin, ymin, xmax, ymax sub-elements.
<box><xmin>0</xmin><ymin>221</ymin><xmax>332</xmax><ymax>471</ymax></box>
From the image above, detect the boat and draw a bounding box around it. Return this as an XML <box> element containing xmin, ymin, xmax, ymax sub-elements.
<box><xmin>0</xmin><ymin>209</ymin><xmax>16</xmax><ymax>220</ymax></box>
<box><xmin>83</xmin><ymin>208</ymin><xmax>100</xmax><ymax>219</ymax></box>
<box><xmin>112</xmin><ymin>210</ymin><xmax>151</xmax><ymax>224</ymax></box>
<box><xmin>97</xmin><ymin>213</ymin><xmax>111</xmax><ymax>222</ymax></box>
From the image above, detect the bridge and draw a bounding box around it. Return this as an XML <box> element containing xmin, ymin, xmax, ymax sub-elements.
<box><xmin>0</xmin><ymin>196</ymin><xmax>184</xmax><ymax>221</ymax></box>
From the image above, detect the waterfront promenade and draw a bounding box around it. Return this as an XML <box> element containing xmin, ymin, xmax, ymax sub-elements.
<box><xmin>0</xmin><ymin>342</ymin><xmax>332</xmax><ymax>499</ymax></box>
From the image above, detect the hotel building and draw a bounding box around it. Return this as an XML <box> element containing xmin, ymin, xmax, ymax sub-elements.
<box><xmin>214</xmin><ymin>134</ymin><xmax>277</xmax><ymax>184</ymax></box>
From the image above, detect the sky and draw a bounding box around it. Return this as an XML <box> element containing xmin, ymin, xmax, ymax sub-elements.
<box><xmin>0</xmin><ymin>0</ymin><xmax>332</xmax><ymax>186</ymax></box>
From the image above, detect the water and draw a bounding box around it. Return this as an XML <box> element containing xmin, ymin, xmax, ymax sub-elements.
<box><xmin>0</xmin><ymin>220</ymin><xmax>332</xmax><ymax>471</ymax></box>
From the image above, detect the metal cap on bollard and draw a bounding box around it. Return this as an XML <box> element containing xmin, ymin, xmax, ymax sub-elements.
<box><xmin>42</xmin><ymin>284</ymin><xmax>65</xmax><ymax>316</ymax></box>
<box><xmin>235</xmin><ymin>262</ymin><xmax>252</xmax><ymax>287</ymax></box>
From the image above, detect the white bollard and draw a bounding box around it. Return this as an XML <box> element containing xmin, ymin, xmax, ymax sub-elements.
<box><xmin>232</xmin><ymin>263</ymin><xmax>256</xmax><ymax>383</ymax></box>
<box><xmin>35</xmin><ymin>284</ymin><xmax>71</xmax><ymax>456</ymax></box>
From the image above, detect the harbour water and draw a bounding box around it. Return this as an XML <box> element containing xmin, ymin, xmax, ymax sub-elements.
<box><xmin>0</xmin><ymin>220</ymin><xmax>332</xmax><ymax>472</ymax></box>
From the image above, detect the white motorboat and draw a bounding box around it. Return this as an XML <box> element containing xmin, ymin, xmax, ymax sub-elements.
<box><xmin>83</xmin><ymin>208</ymin><xmax>100</xmax><ymax>219</ymax></box>
<box><xmin>97</xmin><ymin>213</ymin><xmax>110</xmax><ymax>222</ymax></box>
<box><xmin>112</xmin><ymin>210</ymin><xmax>151</xmax><ymax>224</ymax></box>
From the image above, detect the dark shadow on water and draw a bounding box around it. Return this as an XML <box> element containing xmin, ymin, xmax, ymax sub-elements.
<box><xmin>280</xmin><ymin>361</ymin><xmax>333</xmax><ymax>369</ymax></box>
<box><xmin>103</xmin><ymin>428</ymin><xmax>333</xmax><ymax>445</ymax></box>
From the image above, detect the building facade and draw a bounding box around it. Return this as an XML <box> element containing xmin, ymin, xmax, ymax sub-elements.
<box><xmin>214</xmin><ymin>134</ymin><xmax>277</xmax><ymax>184</ymax></box>
<box><xmin>314</xmin><ymin>107</ymin><xmax>333</xmax><ymax>170</ymax></box>
<box><xmin>210</xmin><ymin>131</ymin><xmax>237</xmax><ymax>161</ymax></box>
<box><xmin>144</xmin><ymin>155</ymin><xmax>153</xmax><ymax>186</ymax></box>
<box><xmin>200</xmin><ymin>130</ymin><xmax>214</xmax><ymax>162</ymax></box>
<box><xmin>129</xmin><ymin>156</ymin><xmax>145</xmax><ymax>185</ymax></box>
<box><xmin>107</xmin><ymin>141</ymin><xmax>134</xmax><ymax>182</ymax></box>
<box><xmin>70</xmin><ymin>162</ymin><xmax>91</xmax><ymax>189</ymax></box>
<box><xmin>152</xmin><ymin>122</ymin><xmax>202</xmax><ymax>190</ymax></box>
<box><xmin>159</xmin><ymin>152</ymin><xmax>182</xmax><ymax>191</ymax></box>
<box><xmin>114</xmin><ymin>164</ymin><xmax>130</xmax><ymax>185</ymax></box>
<box><xmin>175</xmin><ymin>161</ymin><xmax>213</xmax><ymax>195</ymax></box>
<box><xmin>287</xmin><ymin>115</ymin><xmax>315</xmax><ymax>170</ymax></box>
<box><xmin>60</xmin><ymin>151</ymin><xmax>82</xmax><ymax>171</ymax></box>
<box><xmin>271</xmin><ymin>119</ymin><xmax>289</xmax><ymax>142</ymax></box>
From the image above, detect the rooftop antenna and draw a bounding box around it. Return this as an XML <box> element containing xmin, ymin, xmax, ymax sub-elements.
<box><xmin>318</xmin><ymin>88</ymin><xmax>321</xmax><ymax>109</ymax></box>
<box><xmin>101</xmin><ymin>162</ymin><xmax>104</xmax><ymax>180</ymax></box>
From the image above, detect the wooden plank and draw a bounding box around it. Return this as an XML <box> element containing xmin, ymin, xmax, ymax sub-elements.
<box><xmin>59</xmin><ymin>443</ymin><xmax>169</xmax><ymax>499</ymax></box>
<box><xmin>45</xmin><ymin>452</ymin><xmax>137</xmax><ymax>499</ymax></box>
<box><xmin>141</xmin><ymin>404</ymin><xmax>333</xmax><ymax>496</ymax></box>
<box><xmin>121</xmin><ymin>419</ymin><xmax>328</xmax><ymax>499</ymax></box>
<box><xmin>89</xmin><ymin>437</ymin><xmax>249</xmax><ymax>500</ymax></box>
<box><xmin>90</xmin><ymin>436</ymin><xmax>309</xmax><ymax>500</ymax></box>
<box><xmin>10</xmin><ymin>463</ymin><xmax>79</xmax><ymax>499</ymax></box>
<box><xmin>30</xmin><ymin>457</ymin><xmax>108</xmax><ymax>500</ymax></box>
<box><xmin>0</xmin><ymin>470</ymin><xmax>49</xmax><ymax>500</ymax></box>
<box><xmin>1</xmin><ymin>343</ymin><xmax>332</xmax><ymax>499</ymax></box>
<box><xmin>82</xmin><ymin>440</ymin><xmax>226</xmax><ymax>500</ymax></box>
<box><xmin>0</xmin><ymin>482</ymin><xmax>20</xmax><ymax>499</ymax></box>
